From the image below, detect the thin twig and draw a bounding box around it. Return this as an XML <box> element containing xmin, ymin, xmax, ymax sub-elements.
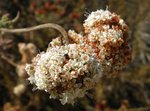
<box><xmin>0</xmin><ymin>53</ymin><xmax>17</xmax><ymax>67</ymax></box>
<box><xmin>5</xmin><ymin>11</ymin><xmax>20</xmax><ymax>24</ymax></box>
<box><xmin>0</xmin><ymin>23</ymin><xmax>69</xmax><ymax>44</ymax></box>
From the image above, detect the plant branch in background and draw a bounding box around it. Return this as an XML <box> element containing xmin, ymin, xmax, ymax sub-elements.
<box><xmin>0</xmin><ymin>11</ymin><xmax>20</xmax><ymax>28</ymax></box>
<box><xmin>0</xmin><ymin>23</ymin><xmax>68</xmax><ymax>44</ymax></box>
<box><xmin>0</xmin><ymin>52</ymin><xmax>17</xmax><ymax>67</ymax></box>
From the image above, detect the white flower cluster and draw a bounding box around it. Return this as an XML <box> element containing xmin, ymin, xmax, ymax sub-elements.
<box><xmin>25</xmin><ymin>9</ymin><xmax>131</xmax><ymax>105</ymax></box>
<box><xmin>69</xmin><ymin>9</ymin><xmax>131</xmax><ymax>75</ymax></box>
<box><xmin>26</xmin><ymin>44</ymin><xmax>101</xmax><ymax>104</ymax></box>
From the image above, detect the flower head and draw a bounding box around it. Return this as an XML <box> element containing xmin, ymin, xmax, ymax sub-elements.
<box><xmin>25</xmin><ymin>44</ymin><xmax>101</xmax><ymax>104</ymax></box>
<box><xmin>25</xmin><ymin>9</ymin><xmax>131</xmax><ymax>104</ymax></box>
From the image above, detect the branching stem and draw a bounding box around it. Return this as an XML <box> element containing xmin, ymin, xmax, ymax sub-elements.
<box><xmin>0</xmin><ymin>53</ymin><xmax>17</xmax><ymax>67</ymax></box>
<box><xmin>0</xmin><ymin>23</ymin><xmax>69</xmax><ymax>44</ymax></box>
<box><xmin>5</xmin><ymin>11</ymin><xmax>20</xmax><ymax>24</ymax></box>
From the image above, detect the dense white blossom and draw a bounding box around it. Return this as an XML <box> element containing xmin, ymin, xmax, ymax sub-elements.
<box><xmin>25</xmin><ymin>44</ymin><xmax>101</xmax><ymax>104</ymax></box>
<box><xmin>25</xmin><ymin>9</ymin><xmax>131</xmax><ymax>105</ymax></box>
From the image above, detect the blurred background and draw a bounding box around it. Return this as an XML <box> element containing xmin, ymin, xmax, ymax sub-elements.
<box><xmin>0</xmin><ymin>0</ymin><xmax>150</xmax><ymax>111</ymax></box>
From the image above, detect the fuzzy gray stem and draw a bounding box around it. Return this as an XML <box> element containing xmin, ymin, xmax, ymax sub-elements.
<box><xmin>0</xmin><ymin>23</ymin><xmax>69</xmax><ymax>44</ymax></box>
